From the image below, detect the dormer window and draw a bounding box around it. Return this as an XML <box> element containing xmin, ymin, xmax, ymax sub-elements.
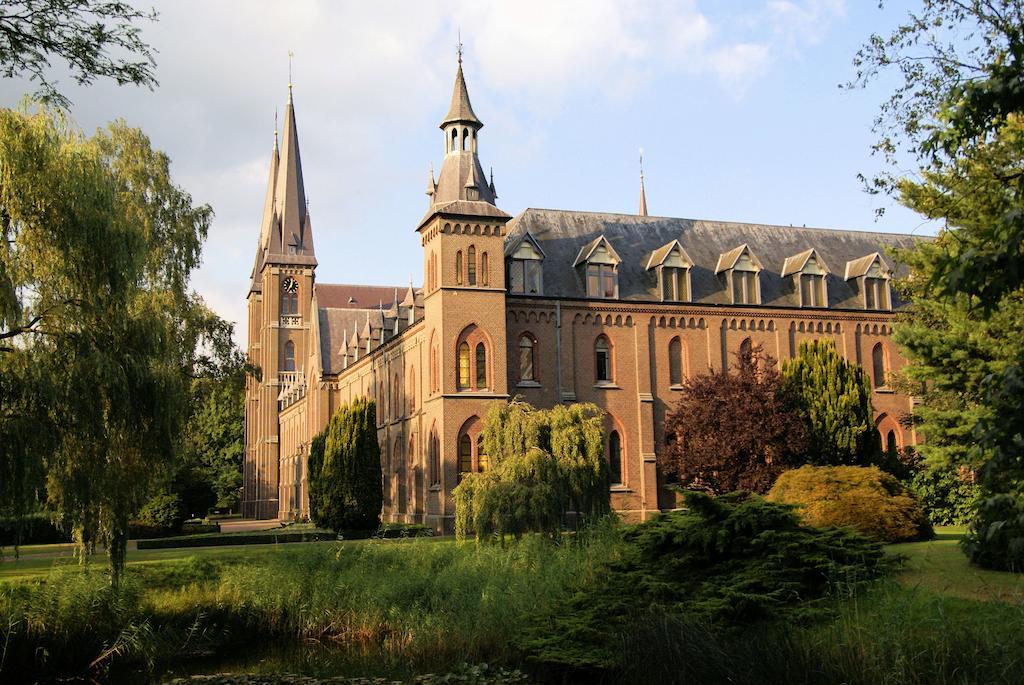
<box><xmin>716</xmin><ymin>244</ymin><xmax>762</xmax><ymax>305</ymax></box>
<box><xmin>507</xmin><ymin>234</ymin><xmax>545</xmax><ymax>295</ymax></box>
<box><xmin>647</xmin><ymin>240</ymin><xmax>693</xmax><ymax>302</ymax></box>
<box><xmin>574</xmin><ymin>236</ymin><xmax>621</xmax><ymax>300</ymax></box>
<box><xmin>844</xmin><ymin>253</ymin><xmax>892</xmax><ymax>311</ymax></box>
<box><xmin>782</xmin><ymin>249</ymin><xmax>830</xmax><ymax>308</ymax></box>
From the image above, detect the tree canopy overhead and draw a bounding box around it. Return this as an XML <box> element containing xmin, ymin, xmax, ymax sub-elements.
<box><xmin>0</xmin><ymin>0</ymin><xmax>158</xmax><ymax>108</ymax></box>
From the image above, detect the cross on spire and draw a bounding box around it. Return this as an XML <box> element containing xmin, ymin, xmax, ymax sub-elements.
<box><xmin>288</xmin><ymin>49</ymin><xmax>294</xmax><ymax>98</ymax></box>
<box><xmin>456</xmin><ymin>30</ymin><xmax>463</xmax><ymax>64</ymax></box>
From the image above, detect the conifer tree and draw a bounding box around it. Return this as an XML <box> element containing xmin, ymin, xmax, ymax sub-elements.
<box><xmin>308</xmin><ymin>398</ymin><xmax>383</xmax><ymax>532</ymax></box>
<box><xmin>781</xmin><ymin>339</ymin><xmax>876</xmax><ymax>466</ymax></box>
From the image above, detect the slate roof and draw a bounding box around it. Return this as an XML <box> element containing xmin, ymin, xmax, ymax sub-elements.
<box><xmin>505</xmin><ymin>209</ymin><xmax>925</xmax><ymax>310</ymax></box>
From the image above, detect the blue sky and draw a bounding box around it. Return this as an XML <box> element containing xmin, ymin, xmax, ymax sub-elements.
<box><xmin>0</xmin><ymin>1</ymin><xmax>936</xmax><ymax>347</ymax></box>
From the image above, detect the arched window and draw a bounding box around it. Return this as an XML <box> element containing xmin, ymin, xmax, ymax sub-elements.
<box><xmin>467</xmin><ymin>245</ymin><xmax>477</xmax><ymax>285</ymax></box>
<box><xmin>595</xmin><ymin>335</ymin><xmax>612</xmax><ymax>383</ymax></box>
<box><xmin>408</xmin><ymin>367</ymin><xmax>416</xmax><ymax>413</ymax></box>
<box><xmin>518</xmin><ymin>334</ymin><xmax>536</xmax><ymax>382</ymax></box>
<box><xmin>393</xmin><ymin>372</ymin><xmax>401</xmax><ymax>416</ymax></box>
<box><xmin>283</xmin><ymin>340</ymin><xmax>296</xmax><ymax>372</ymax></box>
<box><xmin>481</xmin><ymin>252</ymin><xmax>489</xmax><ymax>286</ymax></box>
<box><xmin>458</xmin><ymin>342</ymin><xmax>471</xmax><ymax>389</ymax></box>
<box><xmin>378</xmin><ymin>381</ymin><xmax>385</xmax><ymax>424</ymax></box>
<box><xmin>475</xmin><ymin>343</ymin><xmax>487</xmax><ymax>389</ymax></box>
<box><xmin>739</xmin><ymin>337</ymin><xmax>753</xmax><ymax>360</ymax></box>
<box><xmin>477</xmin><ymin>434</ymin><xmax>489</xmax><ymax>472</ymax></box>
<box><xmin>458</xmin><ymin>434</ymin><xmax>472</xmax><ymax>482</ymax></box>
<box><xmin>281</xmin><ymin>277</ymin><xmax>299</xmax><ymax>316</ymax></box>
<box><xmin>872</xmin><ymin>343</ymin><xmax>887</xmax><ymax>389</ymax></box>
<box><xmin>429</xmin><ymin>425</ymin><xmax>440</xmax><ymax>486</ymax></box>
<box><xmin>461</xmin><ymin>127</ymin><xmax>468</xmax><ymax>151</ymax></box>
<box><xmin>608</xmin><ymin>430</ymin><xmax>622</xmax><ymax>485</ymax></box>
<box><xmin>669</xmin><ymin>337</ymin><xmax>683</xmax><ymax>386</ymax></box>
<box><xmin>455</xmin><ymin>251</ymin><xmax>463</xmax><ymax>285</ymax></box>
<box><xmin>450</xmin><ymin>128</ymin><xmax>457</xmax><ymax>152</ymax></box>
<box><xmin>886</xmin><ymin>430</ymin><xmax>898</xmax><ymax>455</ymax></box>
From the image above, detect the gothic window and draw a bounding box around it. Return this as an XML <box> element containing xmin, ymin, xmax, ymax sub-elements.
<box><xmin>429</xmin><ymin>425</ymin><xmax>440</xmax><ymax>486</ymax></box>
<box><xmin>468</xmin><ymin>245</ymin><xmax>477</xmax><ymax>285</ymax></box>
<box><xmin>669</xmin><ymin>337</ymin><xmax>683</xmax><ymax>386</ymax></box>
<box><xmin>481</xmin><ymin>252</ymin><xmax>489</xmax><ymax>286</ymax></box>
<box><xmin>458</xmin><ymin>342</ymin><xmax>471</xmax><ymax>389</ymax></box>
<box><xmin>740</xmin><ymin>337</ymin><xmax>753</xmax><ymax>360</ymax></box>
<box><xmin>886</xmin><ymin>430</ymin><xmax>898</xmax><ymax>455</ymax></box>
<box><xmin>456</xmin><ymin>325</ymin><xmax>489</xmax><ymax>392</ymax></box>
<box><xmin>283</xmin><ymin>340</ymin><xmax>296</xmax><ymax>372</ymax></box>
<box><xmin>608</xmin><ymin>430</ymin><xmax>622</xmax><ymax>485</ymax></box>
<box><xmin>475</xmin><ymin>342</ymin><xmax>487</xmax><ymax>389</ymax></box>
<box><xmin>393</xmin><ymin>372</ymin><xmax>401</xmax><ymax>417</ymax></box>
<box><xmin>461</xmin><ymin>127</ymin><xmax>468</xmax><ymax>151</ymax></box>
<box><xmin>281</xmin><ymin>277</ymin><xmax>299</xmax><ymax>315</ymax></box>
<box><xmin>518</xmin><ymin>334</ymin><xmax>536</xmax><ymax>383</ymax></box>
<box><xmin>458</xmin><ymin>434</ymin><xmax>472</xmax><ymax>483</ymax></box>
<box><xmin>408</xmin><ymin>367</ymin><xmax>416</xmax><ymax>413</ymax></box>
<box><xmin>595</xmin><ymin>335</ymin><xmax>613</xmax><ymax>383</ymax></box>
<box><xmin>872</xmin><ymin>343</ymin><xmax>887</xmax><ymax>389</ymax></box>
<box><xmin>477</xmin><ymin>434</ymin><xmax>489</xmax><ymax>472</ymax></box>
<box><xmin>378</xmin><ymin>381</ymin><xmax>385</xmax><ymax>424</ymax></box>
<box><xmin>455</xmin><ymin>251</ymin><xmax>463</xmax><ymax>285</ymax></box>
<box><xmin>451</xmin><ymin>128</ymin><xmax>457</xmax><ymax>152</ymax></box>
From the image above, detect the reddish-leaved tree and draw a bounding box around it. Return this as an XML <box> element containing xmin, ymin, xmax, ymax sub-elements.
<box><xmin>661</xmin><ymin>344</ymin><xmax>807</xmax><ymax>494</ymax></box>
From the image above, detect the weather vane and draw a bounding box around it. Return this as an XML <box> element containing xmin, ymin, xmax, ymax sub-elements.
<box><xmin>456</xmin><ymin>29</ymin><xmax>463</xmax><ymax>64</ymax></box>
<box><xmin>288</xmin><ymin>49</ymin><xmax>295</xmax><ymax>91</ymax></box>
<box><xmin>639</xmin><ymin>147</ymin><xmax>645</xmax><ymax>180</ymax></box>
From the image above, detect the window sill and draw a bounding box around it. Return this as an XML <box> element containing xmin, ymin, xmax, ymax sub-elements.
<box><xmin>428</xmin><ymin>484</ymin><xmax>441</xmax><ymax>492</ymax></box>
<box><xmin>516</xmin><ymin>381</ymin><xmax>541</xmax><ymax>388</ymax></box>
<box><xmin>609</xmin><ymin>485</ymin><xmax>632</xmax><ymax>493</ymax></box>
<box><xmin>874</xmin><ymin>388</ymin><xmax>894</xmax><ymax>394</ymax></box>
<box><xmin>594</xmin><ymin>382</ymin><xmax>620</xmax><ymax>390</ymax></box>
<box><xmin>669</xmin><ymin>384</ymin><xmax>684</xmax><ymax>391</ymax></box>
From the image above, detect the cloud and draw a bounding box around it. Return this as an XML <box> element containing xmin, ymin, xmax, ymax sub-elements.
<box><xmin>0</xmin><ymin>1</ymin><xmax>849</xmax><ymax>348</ymax></box>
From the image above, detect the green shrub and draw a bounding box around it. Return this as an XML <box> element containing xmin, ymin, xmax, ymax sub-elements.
<box><xmin>909</xmin><ymin>463</ymin><xmax>980</xmax><ymax>525</ymax></box>
<box><xmin>454</xmin><ymin>401</ymin><xmax>609</xmax><ymax>541</ymax></box>
<box><xmin>519</xmin><ymin>491</ymin><xmax>892</xmax><ymax>674</ymax></box>
<box><xmin>137</xmin><ymin>493</ymin><xmax>185</xmax><ymax>532</ymax></box>
<box><xmin>0</xmin><ymin>511</ymin><xmax>68</xmax><ymax>547</ymax></box>
<box><xmin>376</xmin><ymin>522</ymin><xmax>433</xmax><ymax>538</ymax></box>
<box><xmin>962</xmin><ymin>493</ymin><xmax>1024</xmax><ymax>571</ymax></box>
<box><xmin>308</xmin><ymin>397</ymin><xmax>382</xmax><ymax>532</ymax></box>
<box><xmin>767</xmin><ymin>465</ymin><xmax>933</xmax><ymax>542</ymax></box>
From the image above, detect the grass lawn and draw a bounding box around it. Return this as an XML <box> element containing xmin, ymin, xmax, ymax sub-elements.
<box><xmin>887</xmin><ymin>525</ymin><xmax>1024</xmax><ymax>604</ymax></box>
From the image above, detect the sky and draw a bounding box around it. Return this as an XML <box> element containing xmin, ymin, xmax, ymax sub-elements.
<box><xmin>0</xmin><ymin>1</ymin><xmax>939</xmax><ymax>348</ymax></box>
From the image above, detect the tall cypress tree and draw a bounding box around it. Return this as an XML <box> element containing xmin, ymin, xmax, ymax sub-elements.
<box><xmin>308</xmin><ymin>398</ymin><xmax>382</xmax><ymax>532</ymax></box>
<box><xmin>781</xmin><ymin>339</ymin><xmax>875</xmax><ymax>466</ymax></box>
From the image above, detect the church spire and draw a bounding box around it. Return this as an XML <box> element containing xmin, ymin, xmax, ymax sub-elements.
<box><xmin>431</xmin><ymin>47</ymin><xmax>496</xmax><ymax>207</ymax></box>
<box><xmin>248</xmin><ymin>122</ymin><xmax>281</xmax><ymax>292</ymax></box>
<box><xmin>638</xmin><ymin>148</ymin><xmax>648</xmax><ymax>217</ymax></box>
<box><xmin>268</xmin><ymin>81</ymin><xmax>316</xmax><ymax>264</ymax></box>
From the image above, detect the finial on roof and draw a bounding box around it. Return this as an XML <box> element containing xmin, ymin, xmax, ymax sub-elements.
<box><xmin>457</xmin><ymin>29</ymin><xmax>463</xmax><ymax>64</ymax></box>
<box><xmin>426</xmin><ymin>162</ymin><xmax>436</xmax><ymax>197</ymax></box>
<box><xmin>287</xmin><ymin>50</ymin><xmax>294</xmax><ymax>100</ymax></box>
<box><xmin>489</xmin><ymin>166</ymin><xmax>497</xmax><ymax>197</ymax></box>
<box><xmin>274</xmin><ymin>108</ymin><xmax>279</xmax><ymax>150</ymax></box>
<box><xmin>638</xmin><ymin>147</ymin><xmax>648</xmax><ymax>217</ymax></box>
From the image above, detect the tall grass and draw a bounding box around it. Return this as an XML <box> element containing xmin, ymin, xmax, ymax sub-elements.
<box><xmin>616</xmin><ymin>582</ymin><xmax>1024</xmax><ymax>685</ymax></box>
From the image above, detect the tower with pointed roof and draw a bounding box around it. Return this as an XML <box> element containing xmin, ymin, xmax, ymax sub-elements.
<box><xmin>243</xmin><ymin>85</ymin><xmax>318</xmax><ymax>520</ymax></box>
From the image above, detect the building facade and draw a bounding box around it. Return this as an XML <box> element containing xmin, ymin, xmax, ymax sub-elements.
<box><xmin>242</xmin><ymin>62</ymin><xmax>922</xmax><ymax>526</ymax></box>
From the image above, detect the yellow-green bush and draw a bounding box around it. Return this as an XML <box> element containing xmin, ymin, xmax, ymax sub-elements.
<box><xmin>767</xmin><ymin>465</ymin><xmax>933</xmax><ymax>542</ymax></box>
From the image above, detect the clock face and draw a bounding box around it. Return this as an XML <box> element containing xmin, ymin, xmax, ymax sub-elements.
<box><xmin>283</xmin><ymin>277</ymin><xmax>298</xmax><ymax>293</ymax></box>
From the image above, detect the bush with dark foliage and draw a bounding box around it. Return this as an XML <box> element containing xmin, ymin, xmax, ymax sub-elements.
<box><xmin>519</xmin><ymin>491</ymin><xmax>892</xmax><ymax>675</ymax></box>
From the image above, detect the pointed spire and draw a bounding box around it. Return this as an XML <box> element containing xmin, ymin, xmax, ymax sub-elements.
<box><xmin>441</xmin><ymin>48</ymin><xmax>482</xmax><ymax>128</ymax></box>
<box><xmin>426</xmin><ymin>163</ymin><xmax>437</xmax><ymax>197</ymax></box>
<box><xmin>638</xmin><ymin>148</ymin><xmax>648</xmax><ymax>217</ymax></box>
<box><xmin>489</xmin><ymin>166</ymin><xmax>497</xmax><ymax>198</ymax></box>
<box><xmin>270</xmin><ymin>81</ymin><xmax>313</xmax><ymax>260</ymax></box>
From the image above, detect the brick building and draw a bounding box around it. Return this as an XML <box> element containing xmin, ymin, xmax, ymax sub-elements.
<box><xmin>242</xmin><ymin>60</ymin><xmax>922</xmax><ymax>526</ymax></box>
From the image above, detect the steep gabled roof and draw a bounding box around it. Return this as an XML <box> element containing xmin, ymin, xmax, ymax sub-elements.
<box><xmin>645</xmin><ymin>239</ymin><xmax>693</xmax><ymax>271</ymax></box>
<box><xmin>781</xmin><ymin>248</ymin><xmax>831</xmax><ymax>277</ymax></box>
<box><xmin>715</xmin><ymin>244</ymin><xmax>763</xmax><ymax>274</ymax></box>
<box><xmin>844</xmin><ymin>252</ymin><xmax>890</xmax><ymax>280</ymax></box>
<box><xmin>504</xmin><ymin>230</ymin><xmax>546</xmax><ymax>258</ymax></box>
<box><xmin>573</xmin><ymin>235</ymin><xmax>622</xmax><ymax>267</ymax></box>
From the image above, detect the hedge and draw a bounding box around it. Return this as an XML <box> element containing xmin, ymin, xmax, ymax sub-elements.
<box><xmin>0</xmin><ymin>512</ymin><xmax>68</xmax><ymax>546</ymax></box>
<box><xmin>136</xmin><ymin>528</ymin><xmax>332</xmax><ymax>550</ymax></box>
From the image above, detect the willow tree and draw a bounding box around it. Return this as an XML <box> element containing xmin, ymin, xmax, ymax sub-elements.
<box><xmin>781</xmin><ymin>339</ymin><xmax>876</xmax><ymax>466</ymax></box>
<box><xmin>454</xmin><ymin>400</ymin><xmax>608</xmax><ymax>541</ymax></box>
<box><xmin>0</xmin><ymin>106</ymin><xmax>214</xmax><ymax>585</ymax></box>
